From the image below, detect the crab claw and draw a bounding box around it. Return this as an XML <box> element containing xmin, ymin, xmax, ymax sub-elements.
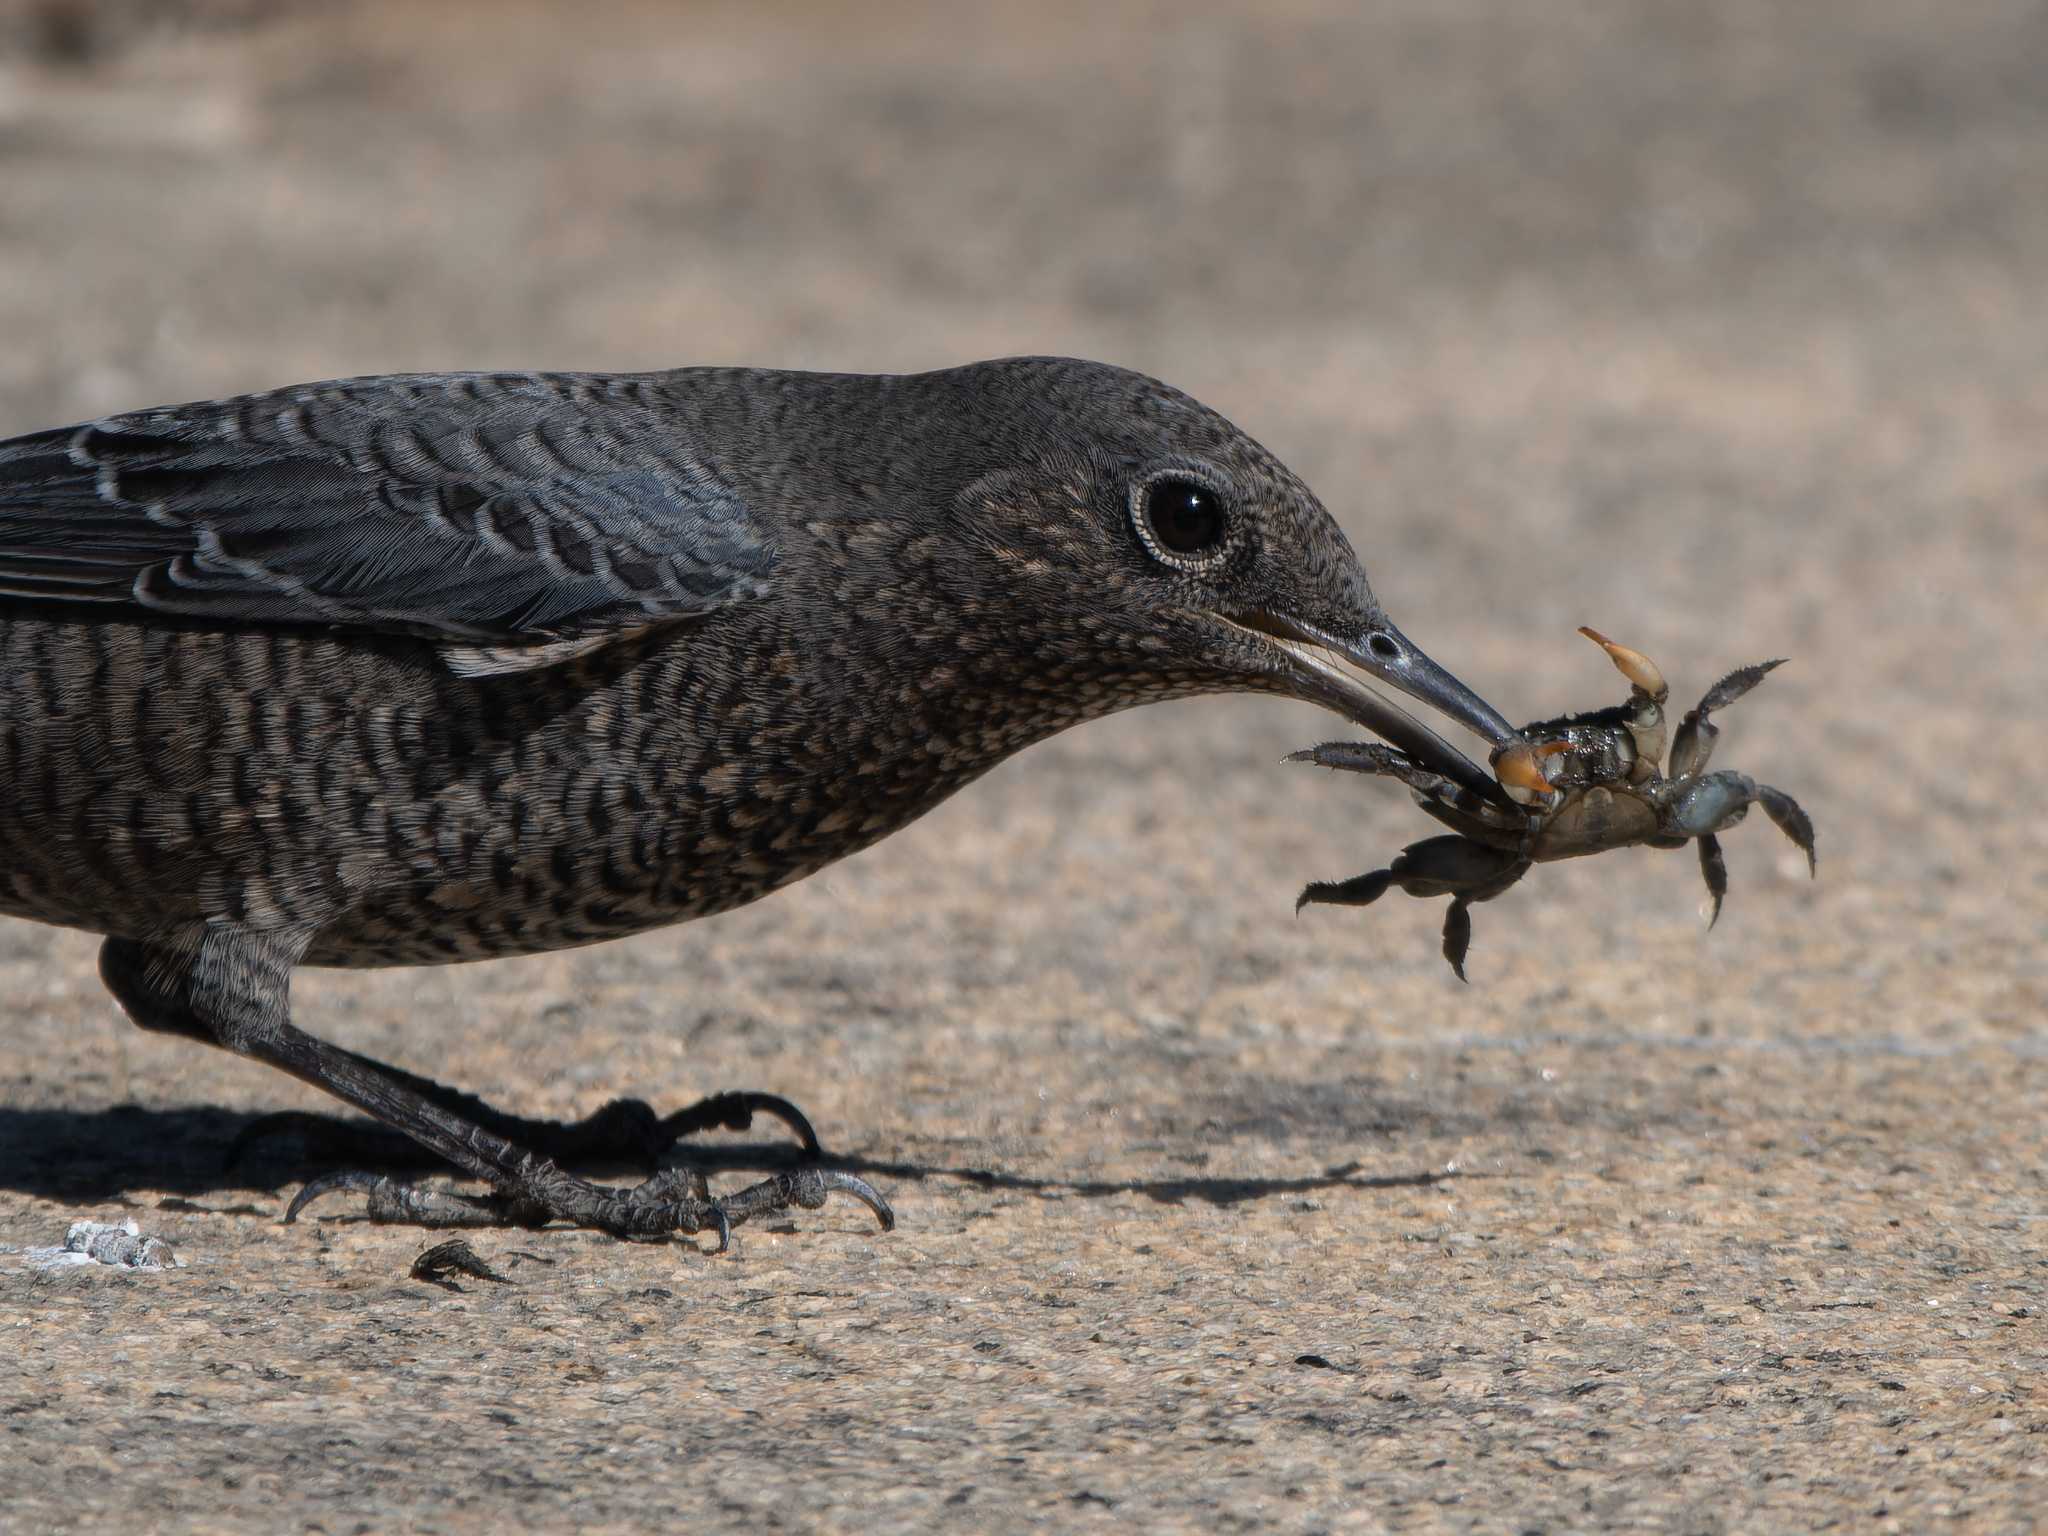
<box><xmin>1490</xmin><ymin>738</ymin><xmax>1569</xmax><ymax>798</ymax></box>
<box><xmin>1579</xmin><ymin>627</ymin><xmax>1669</xmax><ymax>703</ymax></box>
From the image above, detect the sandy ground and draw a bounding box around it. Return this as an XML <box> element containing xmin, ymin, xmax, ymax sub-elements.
<box><xmin>1</xmin><ymin>2</ymin><xmax>2043</xmax><ymax>1530</ymax></box>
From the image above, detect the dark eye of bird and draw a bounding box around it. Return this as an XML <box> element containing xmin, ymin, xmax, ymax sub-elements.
<box><xmin>1143</xmin><ymin>478</ymin><xmax>1228</xmax><ymax>557</ymax></box>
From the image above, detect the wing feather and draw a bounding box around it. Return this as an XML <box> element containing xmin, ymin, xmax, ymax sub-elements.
<box><xmin>0</xmin><ymin>371</ymin><xmax>775</xmax><ymax>657</ymax></box>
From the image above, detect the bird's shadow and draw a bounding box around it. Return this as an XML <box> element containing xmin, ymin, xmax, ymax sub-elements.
<box><xmin>0</xmin><ymin>1103</ymin><xmax>1464</xmax><ymax>1219</ymax></box>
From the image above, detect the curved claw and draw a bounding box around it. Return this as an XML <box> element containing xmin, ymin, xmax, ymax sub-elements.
<box><xmin>804</xmin><ymin>1168</ymin><xmax>897</xmax><ymax>1230</ymax></box>
<box><xmin>284</xmin><ymin>1170</ymin><xmax>387</xmax><ymax>1223</ymax></box>
<box><xmin>713</xmin><ymin>1167</ymin><xmax>896</xmax><ymax>1232</ymax></box>
<box><xmin>1579</xmin><ymin>626</ymin><xmax>1669</xmax><ymax>703</ymax></box>
<box><xmin>630</xmin><ymin>1168</ymin><xmax>732</xmax><ymax>1249</ymax></box>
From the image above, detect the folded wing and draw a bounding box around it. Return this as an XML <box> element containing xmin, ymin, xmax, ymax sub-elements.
<box><xmin>0</xmin><ymin>372</ymin><xmax>774</xmax><ymax>664</ymax></box>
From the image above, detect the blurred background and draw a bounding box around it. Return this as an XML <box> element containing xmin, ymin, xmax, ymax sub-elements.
<box><xmin>3</xmin><ymin>3</ymin><xmax>2043</xmax><ymax>1526</ymax></box>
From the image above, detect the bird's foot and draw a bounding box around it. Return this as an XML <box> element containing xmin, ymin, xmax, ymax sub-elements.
<box><xmin>286</xmin><ymin>1163</ymin><xmax>894</xmax><ymax>1250</ymax></box>
<box><xmin>228</xmin><ymin>1088</ymin><xmax>820</xmax><ymax>1174</ymax></box>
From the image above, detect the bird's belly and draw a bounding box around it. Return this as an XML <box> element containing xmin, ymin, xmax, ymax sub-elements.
<box><xmin>0</xmin><ymin>615</ymin><xmax>1045</xmax><ymax>967</ymax></box>
<box><xmin>0</xmin><ymin>620</ymin><xmax>743</xmax><ymax>962</ymax></box>
<box><xmin>298</xmin><ymin>816</ymin><xmax>830</xmax><ymax>968</ymax></box>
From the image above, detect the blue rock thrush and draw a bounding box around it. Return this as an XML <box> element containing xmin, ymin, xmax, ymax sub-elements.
<box><xmin>0</xmin><ymin>358</ymin><xmax>1522</xmax><ymax>1243</ymax></box>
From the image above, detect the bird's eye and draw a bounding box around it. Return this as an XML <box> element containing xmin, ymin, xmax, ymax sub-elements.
<box><xmin>1134</xmin><ymin>475</ymin><xmax>1231</xmax><ymax>567</ymax></box>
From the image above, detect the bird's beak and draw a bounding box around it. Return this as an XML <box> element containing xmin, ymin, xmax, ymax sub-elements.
<box><xmin>1223</xmin><ymin>610</ymin><xmax>1524</xmax><ymax>805</ymax></box>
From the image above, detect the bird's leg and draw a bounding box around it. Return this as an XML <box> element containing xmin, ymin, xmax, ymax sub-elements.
<box><xmin>100</xmin><ymin>934</ymin><xmax>892</xmax><ymax>1244</ymax></box>
<box><xmin>227</xmin><ymin>1060</ymin><xmax>820</xmax><ymax>1173</ymax></box>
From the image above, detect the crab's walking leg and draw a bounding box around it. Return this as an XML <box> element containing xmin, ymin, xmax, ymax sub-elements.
<box><xmin>1442</xmin><ymin>899</ymin><xmax>1477</xmax><ymax>982</ymax></box>
<box><xmin>1757</xmin><ymin>786</ymin><xmax>1818</xmax><ymax>875</ymax></box>
<box><xmin>1669</xmin><ymin>774</ymin><xmax>1814</xmax><ymax>926</ymax></box>
<box><xmin>1439</xmin><ymin>858</ymin><xmax>1533</xmax><ymax>982</ymax></box>
<box><xmin>1295</xmin><ymin>868</ymin><xmax>1395</xmax><ymax>912</ymax></box>
<box><xmin>1288</xmin><ymin>742</ymin><xmax>1448</xmax><ymax>796</ymax></box>
<box><xmin>1290</xmin><ymin>742</ymin><xmax>1532</xmax><ymax>851</ymax></box>
<box><xmin>1697</xmin><ymin>659</ymin><xmax>1790</xmax><ymax>715</ymax></box>
<box><xmin>1697</xmin><ymin>834</ymin><xmax>1729</xmax><ymax>927</ymax></box>
<box><xmin>1670</xmin><ymin>658</ymin><xmax>1787</xmax><ymax>778</ymax></box>
<box><xmin>1298</xmin><ymin>837</ymin><xmax>1531</xmax><ymax>981</ymax></box>
<box><xmin>1298</xmin><ymin>862</ymin><xmax>1482</xmax><ymax>979</ymax></box>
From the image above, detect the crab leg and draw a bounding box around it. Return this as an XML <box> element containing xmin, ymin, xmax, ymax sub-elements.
<box><xmin>1441</xmin><ymin>899</ymin><xmax>1478</xmax><ymax>981</ymax></box>
<box><xmin>1757</xmin><ymin>786</ymin><xmax>1818</xmax><ymax>875</ymax></box>
<box><xmin>1297</xmin><ymin>836</ymin><xmax>1530</xmax><ymax>982</ymax></box>
<box><xmin>1669</xmin><ymin>658</ymin><xmax>1787</xmax><ymax>779</ymax></box>
<box><xmin>1300</xmin><ymin>867</ymin><xmax>1495</xmax><ymax>982</ymax></box>
<box><xmin>1697</xmin><ymin>834</ymin><xmax>1729</xmax><ymax>927</ymax></box>
<box><xmin>1672</xmin><ymin>776</ymin><xmax>1815</xmax><ymax>926</ymax></box>
<box><xmin>1287</xmin><ymin>741</ymin><xmax>1453</xmax><ymax>795</ymax></box>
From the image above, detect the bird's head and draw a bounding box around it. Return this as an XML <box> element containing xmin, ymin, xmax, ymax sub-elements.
<box><xmin>927</xmin><ymin>358</ymin><xmax>1523</xmax><ymax>801</ymax></box>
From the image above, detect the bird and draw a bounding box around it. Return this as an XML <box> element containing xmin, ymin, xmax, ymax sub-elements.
<box><xmin>0</xmin><ymin>357</ymin><xmax>1522</xmax><ymax>1245</ymax></box>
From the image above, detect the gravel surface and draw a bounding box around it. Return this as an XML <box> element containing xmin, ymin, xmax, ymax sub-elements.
<box><xmin>2</xmin><ymin>3</ymin><xmax>2043</xmax><ymax>1530</ymax></box>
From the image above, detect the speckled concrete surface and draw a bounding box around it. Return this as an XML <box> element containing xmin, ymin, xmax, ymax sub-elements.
<box><xmin>1</xmin><ymin>3</ymin><xmax>2043</xmax><ymax>1531</ymax></box>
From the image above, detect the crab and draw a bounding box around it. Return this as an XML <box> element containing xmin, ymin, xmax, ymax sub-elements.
<box><xmin>1291</xmin><ymin>627</ymin><xmax>1816</xmax><ymax>980</ymax></box>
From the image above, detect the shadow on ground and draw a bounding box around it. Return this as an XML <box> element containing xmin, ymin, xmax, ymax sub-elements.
<box><xmin>0</xmin><ymin>1104</ymin><xmax>1459</xmax><ymax>1213</ymax></box>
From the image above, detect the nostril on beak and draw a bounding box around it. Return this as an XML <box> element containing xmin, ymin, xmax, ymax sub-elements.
<box><xmin>1366</xmin><ymin>631</ymin><xmax>1400</xmax><ymax>662</ymax></box>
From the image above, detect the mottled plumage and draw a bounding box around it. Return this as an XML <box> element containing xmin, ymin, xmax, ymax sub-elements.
<box><xmin>0</xmin><ymin>357</ymin><xmax>1518</xmax><ymax>1240</ymax></box>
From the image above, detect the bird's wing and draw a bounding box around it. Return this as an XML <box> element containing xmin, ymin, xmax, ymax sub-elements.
<box><xmin>0</xmin><ymin>372</ymin><xmax>774</xmax><ymax>671</ymax></box>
